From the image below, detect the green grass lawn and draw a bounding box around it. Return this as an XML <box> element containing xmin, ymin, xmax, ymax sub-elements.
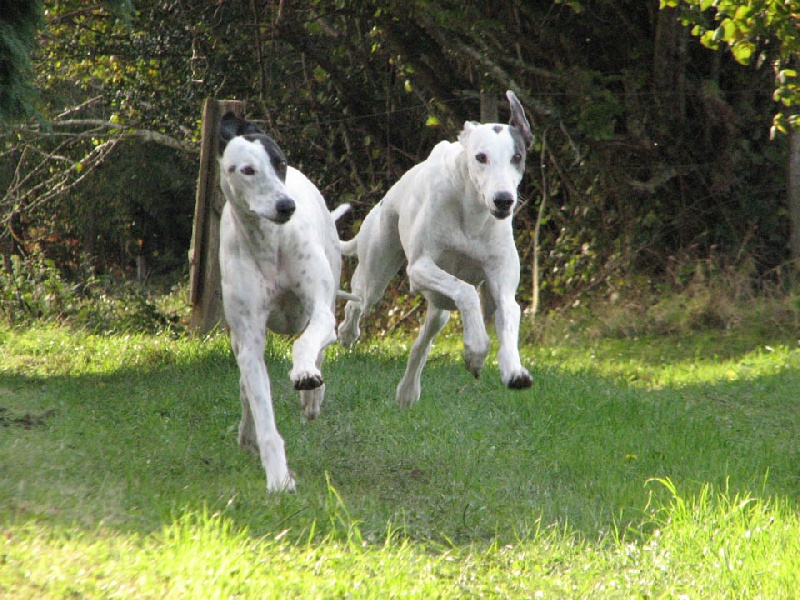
<box><xmin>1</xmin><ymin>321</ymin><xmax>799</xmax><ymax>598</ymax></box>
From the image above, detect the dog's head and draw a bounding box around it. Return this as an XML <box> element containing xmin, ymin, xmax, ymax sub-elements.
<box><xmin>218</xmin><ymin>113</ymin><xmax>295</xmax><ymax>224</ymax></box>
<box><xmin>458</xmin><ymin>91</ymin><xmax>534</xmax><ymax>220</ymax></box>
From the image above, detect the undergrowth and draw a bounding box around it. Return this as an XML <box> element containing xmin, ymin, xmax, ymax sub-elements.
<box><xmin>526</xmin><ymin>258</ymin><xmax>800</xmax><ymax>346</ymax></box>
<box><xmin>0</xmin><ymin>250</ymin><xmax>184</xmax><ymax>334</ymax></box>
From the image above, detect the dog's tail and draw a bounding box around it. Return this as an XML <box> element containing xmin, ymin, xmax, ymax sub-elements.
<box><xmin>331</xmin><ymin>203</ymin><xmax>358</xmax><ymax>256</ymax></box>
<box><xmin>340</xmin><ymin>237</ymin><xmax>358</xmax><ymax>256</ymax></box>
<box><xmin>330</xmin><ymin>203</ymin><xmax>351</xmax><ymax>222</ymax></box>
<box><xmin>336</xmin><ymin>290</ymin><xmax>360</xmax><ymax>303</ymax></box>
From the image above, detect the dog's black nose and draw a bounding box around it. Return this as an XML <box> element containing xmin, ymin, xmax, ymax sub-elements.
<box><xmin>494</xmin><ymin>192</ymin><xmax>514</xmax><ymax>212</ymax></box>
<box><xmin>275</xmin><ymin>197</ymin><xmax>296</xmax><ymax>222</ymax></box>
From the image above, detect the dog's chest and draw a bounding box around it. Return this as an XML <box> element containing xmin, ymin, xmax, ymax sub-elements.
<box><xmin>266</xmin><ymin>290</ymin><xmax>309</xmax><ymax>334</ymax></box>
<box><xmin>434</xmin><ymin>243</ymin><xmax>487</xmax><ymax>285</ymax></box>
<box><xmin>431</xmin><ymin>224</ymin><xmax>506</xmax><ymax>284</ymax></box>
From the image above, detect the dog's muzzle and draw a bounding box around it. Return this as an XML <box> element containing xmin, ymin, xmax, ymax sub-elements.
<box><xmin>491</xmin><ymin>192</ymin><xmax>514</xmax><ymax>219</ymax></box>
<box><xmin>273</xmin><ymin>196</ymin><xmax>296</xmax><ymax>224</ymax></box>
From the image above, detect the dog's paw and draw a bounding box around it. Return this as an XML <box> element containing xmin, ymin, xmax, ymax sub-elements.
<box><xmin>463</xmin><ymin>337</ymin><xmax>490</xmax><ymax>379</ymax></box>
<box><xmin>290</xmin><ymin>365</ymin><xmax>324</xmax><ymax>391</ymax></box>
<box><xmin>294</xmin><ymin>374</ymin><xmax>323</xmax><ymax>391</ymax></box>
<box><xmin>337</xmin><ymin>321</ymin><xmax>361</xmax><ymax>349</ymax></box>
<box><xmin>237</xmin><ymin>414</ymin><xmax>259</xmax><ymax>454</ymax></box>
<box><xmin>267</xmin><ymin>472</ymin><xmax>296</xmax><ymax>493</ymax></box>
<box><xmin>507</xmin><ymin>371</ymin><xmax>532</xmax><ymax>390</ymax></box>
<box><xmin>464</xmin><ymin>358</ymin><xmax>483</xmax><ymax>379</ymax></box>
<box><xmin>396</xmin><ymin>378</ymin><xmax>421</xmax><ymax>408</ymax></box>
<box><xmin>238</xmin><ymin>434</ymin><xmax>260</xmax><ymax>454</ymax></box>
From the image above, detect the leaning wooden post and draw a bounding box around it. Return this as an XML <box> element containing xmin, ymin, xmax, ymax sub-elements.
<box><xmin>480</xmin><ymin>90</ymin><xmax>499</xmax><ymax>123</ymax></box>
<box><xmin>789</xmin><ymin>128</ymin><xmax>800</xmax><ymax>273</ymax></box>
<box><xmin>188</xmin><ymin>98</ymin><xmax>246</xmax><ymax>334</ymax></box>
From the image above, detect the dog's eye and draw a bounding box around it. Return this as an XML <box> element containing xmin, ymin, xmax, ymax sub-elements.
<box><xmin>475</xmin><ymin>153</ymin><xmax>488</xmax><ymax>164</ymax></box>
<box><xmin>511</xmin><ymin>153</ymin><xmax>522</xmax><ymax>164</ymax></box>
<box><xmin>241</xmin><ymin>165</ymin><xmax>256</xmax><ymax>176</ymax></box>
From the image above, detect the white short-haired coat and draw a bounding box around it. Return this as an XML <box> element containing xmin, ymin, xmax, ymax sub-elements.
<box><xmin>218</xmin><ymin>113</ymin><xmax>347</xmax><ymax>492</ymax></box>
<box><xmin>338</xmin><ymin>91</ymin><xmax>534</xmax><ymax>406</ymax></box>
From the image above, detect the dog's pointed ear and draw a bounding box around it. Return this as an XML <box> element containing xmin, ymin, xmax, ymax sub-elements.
<box><xmin>506</xmin><ymin>91</ymin><xmax>534</xmax><ymax>150</ymax></box>
<box><xmin>219</xmin><ymin>112</ymin><xmax>243</xmax><ymax>154</ymax></box>
<box><xmin>458</xmin><ymin>121</ymin><xmax>480</xmax><ymax>146</ymax></box>
<box><xmin>219</xmin><ymin>113</ymin><xmax>264</xmax><ymax>154</ymax></box>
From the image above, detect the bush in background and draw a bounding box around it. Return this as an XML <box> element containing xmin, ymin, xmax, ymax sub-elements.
<box><xmin>0</xmin><ymin>248</ymin><xmax>182</xmax><ymax>334</ymax></box>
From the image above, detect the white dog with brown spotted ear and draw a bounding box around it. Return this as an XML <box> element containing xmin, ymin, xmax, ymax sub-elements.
<box><xmin>338</xmin><ymin>91</ymin><xmax>534</xmax><ymax>407</ymax></box>
<box><xmin>218</xmin><ymin>112</ymin><xmax>349</xmax><ymax>492</ymax></box>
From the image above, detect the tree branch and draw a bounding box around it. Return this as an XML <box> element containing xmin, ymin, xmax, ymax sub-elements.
<box><xmin>46</xmin><ymin>119</ymin><xmax>198</xmax><ymax>154</ymax></box>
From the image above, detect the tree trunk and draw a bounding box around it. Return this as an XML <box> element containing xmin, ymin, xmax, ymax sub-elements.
<box><xmin>789</xmin><ymin>129</ymin><xmax>800</xmax><ymax>269</ymax></box>
<box><xmin>653</xmin><ymin>5</ymin><xmax>687</xmax><ymax>125</ymax></box>
<box><xmin>480</xmin><ymin>91</ymin><xmax>499</xmax><ymax>123</ymax></box>
<box><xmin>188</xmin><ymin>98</ymin><xmax>246</xmax><ymax>334</ymax></box>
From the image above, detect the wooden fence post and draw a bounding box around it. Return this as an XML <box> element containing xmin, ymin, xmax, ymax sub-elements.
<box><xmin>188</xmin><ymin>98</ymin><xmax>246</xmax><ymax>334</ymax></box>
<box><xmin>789</xmin><ymin>129</ymin><xmax>800</xmax><ymax>272</ymax></box>
<box><xmin>480</xmin><ymin>91</ymin><xmax>499</xmax><ymax>124</ymax></box>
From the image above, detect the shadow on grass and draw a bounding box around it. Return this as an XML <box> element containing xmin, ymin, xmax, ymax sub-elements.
<box><xmin>1</xmin><ymin>332</ymin><xmax>798</xmax><ymax>548</ymax></box>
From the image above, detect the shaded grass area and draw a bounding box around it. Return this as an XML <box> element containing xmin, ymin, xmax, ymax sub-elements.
<box><xmin>1</xmin><ymin>324</ymin><xmax>799</xmax><ymax>596</ymax></box>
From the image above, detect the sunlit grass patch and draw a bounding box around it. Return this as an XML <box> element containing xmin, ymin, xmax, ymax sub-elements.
<box><xmin>1</xmin><ymin>317</ymin><xmax>799</xmax><ymax>597</ymax></box>
<box><xmin>3</xmin><ymin>479</ymin><xmax>799</xmax><ymax>598</ymax></box>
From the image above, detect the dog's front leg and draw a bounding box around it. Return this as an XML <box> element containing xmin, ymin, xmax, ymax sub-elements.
<box><xmin>230</xmin><ymin>329</ymin><xmax>296</xmax><ymax>492</ymax></box>
<box><xmin>407</xmin><ymin>256</ymin><xmax>490</xmax><ymax>378</ymax></box>
<box><xmin>289</xmin><ymin>306</ymin><xmax>336</xmax><ymax>392</ymax></box>
<box><xmin>488</xmin><ymin>283</ymin><xmax>532</xmax><ymax>389</ymax></box>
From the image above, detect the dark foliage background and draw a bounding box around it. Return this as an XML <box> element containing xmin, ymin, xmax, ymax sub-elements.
<box><xmin>1</xmin><ymin>0</ymin><xmax>793</xmax><ymax>317</ymax></box>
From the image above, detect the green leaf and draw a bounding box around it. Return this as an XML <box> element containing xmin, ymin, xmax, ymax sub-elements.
<box><xmin>733</xmin><ymin>5</ymin><xmax>752</xmax><ymax>21</ymax></box>
<box><xmin>732</xmin><ymin>41</ymin><xmax>754</xmax><ymax>64</ymax></box>
<box><xmin>715</xmin><ymin>19</ymin><xmax>736</xmax><ymax>43</ymax></box>
<box><xmin>700</xmin><ymin>29</ymin><xmax>718</xmax><ymax>48</ymax></box>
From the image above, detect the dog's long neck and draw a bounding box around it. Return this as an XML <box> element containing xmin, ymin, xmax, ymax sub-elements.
<box><xmin>227</xmin><ymin>202</ymin><xmax>281</xmax><ymax>261</ymax></box>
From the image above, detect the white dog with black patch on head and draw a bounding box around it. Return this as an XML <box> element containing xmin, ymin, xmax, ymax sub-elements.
<box><xmin>338</xmin><ymin>91</ymin><xmax>534</xmax><ymax>406</ymax></box>
<box><xmin>218</xmin><ymin>113</ymin><xmax>349</xmax><ymax>492</ymax></box>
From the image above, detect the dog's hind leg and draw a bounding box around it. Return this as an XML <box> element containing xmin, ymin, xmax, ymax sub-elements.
<box><xmin>396</xmin><ymin>304</ymin><xmax>450</xmax><ymax>407</ymax></box>
<box><xmin>299</xmin><ymin>350</ymin><xmax>326</xmax><ymax>420</ymax></box>
<box><xmin>300</xmin><ymin>383</ymin><xmax>325</xmax><ymax>421</ymax></box>
<box><xmin>237</xmin><ymin>380</ymin><xmax>258</xmax><ymax>453</ymax></box>
<box><xmin>338</xmin><ymin>262</ymin><xmax>369</xmax><ymax>348</ymax></box>
<box><xmin>338</xmin><ymin>203</ymin><xmax>405</xmax><ymax>348</ymax></box>
<box><xmin>339</xmin><ymin>253</ymin><xmax>404</xmax><ymax>348</ymax></box>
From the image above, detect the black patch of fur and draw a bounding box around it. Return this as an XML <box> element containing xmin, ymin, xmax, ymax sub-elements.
<box><xmin>507</xmin><ymin>373</ymin><xmax>533</xmax><ymax>389</ymax></box>
<box><xmin>294</xmin><ymin>375</ymin><xmax>324</xmax><ymax>391</ymax></box>
<box><xmin>219</xmin><ymin>112</ymin><xmax>289</xmax><ymax>182</ymax></box>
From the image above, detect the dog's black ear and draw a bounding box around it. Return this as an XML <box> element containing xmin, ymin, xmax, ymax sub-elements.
<box><xmin>219</xmin><ymin>112</ymin><xmax>242</xmax><ymax>153</ymax></box>
<box><xmin>506</xmin><ymin>91</ymin><xmax>534</xmax><ymax>149</ymax></box>
<box><xmin>219</xmin><ymin>112</ymin><xmax>264</xmax><ymax>154</ymax></box>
